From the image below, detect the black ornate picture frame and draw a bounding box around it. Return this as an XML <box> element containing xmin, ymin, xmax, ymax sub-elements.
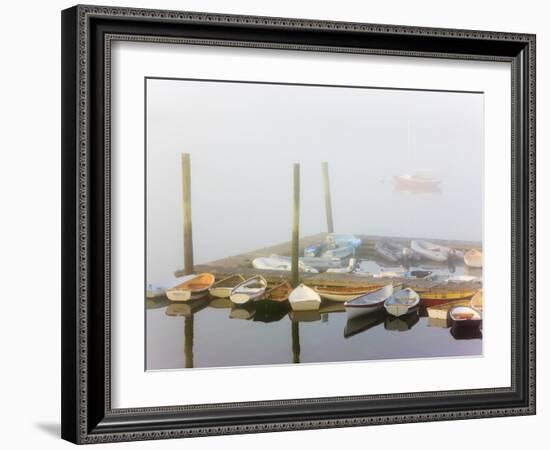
<box><xmin>61</xmin><ymin>4</ymin><xmax>536</xmax><ymax>444</ymax></box>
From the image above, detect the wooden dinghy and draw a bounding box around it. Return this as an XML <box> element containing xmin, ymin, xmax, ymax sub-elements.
<box><xmin>426</xmin><ymin>300</ymin><xmax>472</xmax><ymax>320</ymax></box>
<box><xmin>416</xmin><ymin>287</ymin><xmax>479</xmax><ymax>308</ymax></box>
<box><xmin>166</xmin><ymin>273</ymin><xmax>215</xmax><ymax>302</ymax></box>
<box><xmin>229</xmin><ymin>275</ymin><xmax>267</xmax><ymax>305</ymax></box>
<box><xmin>252</xmin><ymin>255</ymin><xmax>318</xmax><ymax>273</ymax></box>
<box><xmin>375</xmin><ymin>240</ymin><xmax>418</xmax><ymax>263</ymax></box>
<box><xmin>449</xmin><ymin>305</ymin><xmax>482</xmax><ymax>328</ymax></box>
<box><xmin>314</xmin><ymin>284</ymin><xmax>384</xmax><ymax>302</ymax></box>
<box><xmin>146</xmin><ymin>276</ymin><xmax>184</xmax><ymax>298</ymax></box>
<box><xmin>464</xmin><ymin>249</ymin><xmax>483</xmax><ymax>268</ymax></box>
<box><xmin>288</xmin><ymin>283</ymin><xmax>321</xmax><ymax>311</ymax></box>
<box><xmin>384</xmin><ymin>288</ymin><xmax>420</xmax><ymax>317</ymax></box>
<box><xmin>344</xmin><ymin>284</ymin><xmax>395</xmax><ymax>320</ymax></box>
<box><xmin>411</xmin><ymin>240</ymin><xmax>458</xmax><ymax>262</ymax></box>
<box><xmin>264</xmin><ymin>280</ymin><xmax>293</xmax><ymax>302</ymax></box>
<box><xmin>209</xmin><ymin>274</ymin><xmax>246</xmax><ymax>298</ymax></box>
<box><xmin>470</xmin><ymin>289</ymin><xmax>483</xmax><ymax>313</ymax></box>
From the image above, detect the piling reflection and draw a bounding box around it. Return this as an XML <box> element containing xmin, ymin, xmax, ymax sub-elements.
<box><xmin>147</xmin><ymin>289</ymin><xmax>482</xmax><ymax>369</ymax></box>
<box><xmin>384</xmin><ymin>309</ymin><xmax>420</xmax><ymax>332</ymax></box>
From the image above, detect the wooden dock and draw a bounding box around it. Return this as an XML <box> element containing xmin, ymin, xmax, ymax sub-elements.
<box><xmin>175</xmin><ymin>234</ymin><xmax>482</xmax><ymax>291</ymax></box>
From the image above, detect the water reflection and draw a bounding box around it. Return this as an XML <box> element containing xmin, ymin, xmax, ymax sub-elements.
<box><xmin>450</xmin><ymin>326</ymin><xmax>483</xmax><ymax>340</ymax></box>
<box><xmin>344</xmin><ymin>310</ymin><xmax>385</xmax><ymax>338</ymax></box>
<box><xmin>384</xmin><ymin>309</ymin><xmax>420</xmax><ymax>332</ymax></box>
<box><xmin>147</xmin><ymin>292</ymin><xmax>482</xmax><ymax>370</ymax></box>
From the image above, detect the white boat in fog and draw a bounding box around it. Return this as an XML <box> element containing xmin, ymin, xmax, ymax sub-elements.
<box><xmin>464</xmin><ymin>249</ymin><xmax>483</xmax><ymax>268</ymax></box>
<box><xmin>273</xmin><ymin>254</ymin><xmax>341</xmax><ymax>270</ymax></box>
<box><xmin>288</xmin><ymin>284</ymin><xmax>321</xmax><ymax>311</ymax></box>
<box><xmin>326</xmin><ymin>258</ymin><xmax>358</xmax><ymax>274</ymax></box>
<box><xmin>384</xmin><ymin>288</ymin><xmax>420</xmax><ymax>317</ymax></box>
<box><xmin>252</xmin><ymin>255</ymin><xmax>318</xmax><ymax>273</ymax></box>
<box><xmin>411</xmin><ymin>240</ymin><xmax>456</xmax><ymax>262</ymax></box>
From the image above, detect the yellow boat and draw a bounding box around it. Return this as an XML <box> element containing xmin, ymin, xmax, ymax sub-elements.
<box><xmin>416</xmin><ymin>288</ymin><xmax>478</xmax><ymax>307</ymax></box>
<box><xmin>166</xmin><ymin>273</ymin><xmax>215</xmax><ymax>302</ymax></box>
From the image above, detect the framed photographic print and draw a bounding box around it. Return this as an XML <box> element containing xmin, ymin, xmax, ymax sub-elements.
<box><xmin>61</xmin><ymin>5</ymin><xmax>536</xmax><ymax>444</ymax></box>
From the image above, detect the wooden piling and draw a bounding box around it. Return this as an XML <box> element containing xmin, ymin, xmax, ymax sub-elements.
<box><xmin>291</xmin><ymin>163</ymin><xmax>300</xmax><ymax>287</ymax></box>
<box><xmin>321</xmin><ymin>162</ymin><xmax>334</xmax><ymax>234</ymax></box>
<box><xmin>181</xmin><ymin>153</ymin><xmax>194</xmax><ymax>275</ymax></box>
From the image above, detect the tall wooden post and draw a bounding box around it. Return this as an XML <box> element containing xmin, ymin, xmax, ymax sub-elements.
<box><xmin>291</xmin><ymin>163</ymin><xmax>300</xmax><ymax>287</ymax></box>
<box><xmin>181</xmin><ymin>153</ymin><xmax>194</xmax><ymax>275</ymax></box>
<box><xmin>322</xmin><ymin>162</ymin><xmax>334</xmax><ymax>234</ymax></box>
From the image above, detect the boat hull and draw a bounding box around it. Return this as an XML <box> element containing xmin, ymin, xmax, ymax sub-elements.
<box><xmin>345</xmin><ymin>303</ymin><xmax>383</xmax><ymax>320</ymax></box>
<box><xmin>209</xmin><ymin>287</ymin><xmax>233</xmax><ymax>298</ymax></box>
<box><xmin>230</xmin><ymin>292</ymin><xmax>263</xmax><ymax>305</ymax></box>
<box><xmin>166</xmin><ymin>289</ymin><xmax>208</xmax><ymax>302</ymax></box>
<box><xmin>289</xmin><ymin>299</ymin><xmax>321</xmax><ymax>311</ymax></box>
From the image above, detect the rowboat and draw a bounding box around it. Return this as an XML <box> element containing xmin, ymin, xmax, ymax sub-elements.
<box><xmin>374</xmin><ymin>240</ymin><xmax>418</xmax><ymax>263</ymax></box>
<box><xmin>326</xmin><ymin>258</ymin><xmax>358</xmax><ymax>274</ymax></box>
<box><xmin>264</xmin><ymin>280</ymin><xmax>293</xmax><ymax>302</ymax></box>
<box><xmin>288</xmin><ymin>283</ymin><xmax>321</xmax><ymax>311</ymax></box>
<box><xmin>385</xmin><ymin>309</ymin><xmax>420</xmax><ymax>331</ymax></box>
<box><xmin>166</xmin><ymin>273</ymin><xmax>215</xmax><ymax>302</ymax></box>
<box><xmin>416</xmin><ymin>287</ymin><xmax>479</xmax><ymax>308</ymax></box>
<box><xmin>464</xmin><ymin>249</ymin><xmax>483</xmax><ymax>268</ymax></box>
<box><xmin>449</xmin><ymin>306</ymin><xmax>482</xmax><ymax>328</ymax></box>
<box><xmin>411</xmin><ymin>240</ymin><xmax>460</xmax><ymax>262</ymax></box>
<box><xmin>328</xmin><ymin>233</ymin><xmax>362</xmax><ymax>249</ymax></box>
<box><xmin>314</xmin><ymin>284</ymin><xmax>384</xmax><ymax>302</ymax></box>
<box><xmin>344</xmin><ymin>284</ymin><xmax>395</xmax><ymax>320</ymax></box>
<box><xmin>146</xmin><ymin>276</ymin><xmax>184</xmax><ymax>298</ymax></box>
<box><xmin>208</xmin><ymin>274</ymin><xmax>246</xmax><ymax>298</ymax></box>
<box><xmin>447</xmin><ymin>275</ymin><xmax>480</xmax><ymax>283</ymax></box>
<box><xmin>470</xmin><ymin>289</ymin><xmax>483</xmax><ymax>313</ymax></box>
<box><xmin>384</xmin><ymin>288</ymin><xmax>420</xmax><ymax>317</ymax></box>
<box><xmin>229</xmin><ymin>275</ymin><xmax>267</xmax><ymax>305</ymax></box>
<box><xmin>426</xmin><ymin>300</ymin><xmax>472</xmax><ymax>320</ymax></box>
<box><xmin>252</xmin><ymin>255</ymin><xmax>318</xmax><ymax>273</ymax></box>
<box><xmin>322</xmin><ymin>243</ymin><xmax>354</xmax><ymax>259</ymax></box>
<box><xmin>274</xmin><ymin>254</ymin><xmax>341</xmax><ymax>270</ymax></box>
<box><xmin>344</xmin><ymin>310</ymin><xmax>385</xmax><ymax>338</ymax></box>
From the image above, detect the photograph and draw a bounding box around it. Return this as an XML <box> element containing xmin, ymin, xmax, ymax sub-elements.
<box><xmin>145</xmin><ymin>77</ymin><xmax>484</xmax><ymax>370</ymax></box>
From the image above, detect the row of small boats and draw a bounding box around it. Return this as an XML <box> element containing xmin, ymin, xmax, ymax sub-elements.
<box><xmin>150</xmin><ymin>272</ymin><xmax>482</xmax><ymax>328</ymax></box>
<box><xmin>375</xmin><ymin>239</ymin><xmax>482</xmax><ymax>268</ymax></box>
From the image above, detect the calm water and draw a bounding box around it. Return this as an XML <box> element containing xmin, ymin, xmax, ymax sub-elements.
<box><xmin>146</xmin><ymin>261</ymin><xmax>482</xmax><ymax>370</ymax></box>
